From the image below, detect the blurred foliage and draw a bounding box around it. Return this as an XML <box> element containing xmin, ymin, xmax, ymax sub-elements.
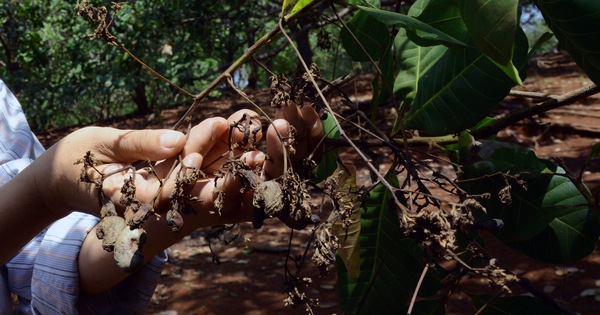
<box><xmin>519</xmin><ymin>0</ymin><xmax>558</xmax><ymax>55</ymax></box>
<box><xmin>0</xmin><ymin>0</ymin><xmax>349</xmax><ymax>130</ymax></box>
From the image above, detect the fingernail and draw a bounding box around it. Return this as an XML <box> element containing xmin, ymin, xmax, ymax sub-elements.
<box><xmin>183</xmin><ymin>154</ymin><xmax>201</xmax><ymax>168</ymax></box>
<box><xmin>160</xmin><ymin>131</ymin><xmax>182</xmax><ymax>149</ymax></box>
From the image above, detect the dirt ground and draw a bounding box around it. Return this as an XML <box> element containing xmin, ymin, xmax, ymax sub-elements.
<box><xmin>35</xmin><ymin>52</ymin><xmax>600</xmax><ymax>314</ymax></box>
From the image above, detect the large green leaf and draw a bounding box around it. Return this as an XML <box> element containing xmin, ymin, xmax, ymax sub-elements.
<box><xmin>336</xmin><ymin>174</ymin><xmax>440</xmax><ymax>314</ymax></box>
<box><xmin>340</xmin><ymin>10</ymin><xmax>390</xmax><ymax>62</ymax></box>
<box><xmin>535</xmin><ymin>0</ymin><xmax>600</xmax><ymax>86</ymax></box>
<box><xmin>313</xmin><ymin>113</ymin><xmax>340</xmax><ymax>183</ymax></box>
<box><xmin>393</xmin><ymin>0</ymin><xmax>456</xmax><ymax>110</ymax></box>
<box><xmin>456</xmin><ymin>0</ymin><xmax>518</xmax><ymax>66</ymax></box>
<box><xmin>282</xmin><ymin>0</ymin><xmax>319</xmax><ymax>21</ymax></box>
<box><xmin>456</xmin><ymin>140</ymin><xmax>600</xmax><ymax>262</ymax></box>
<box><xmin>455</xmin><ymin>0</ymin><xmax>522</xmax><ymax>84</ymax></box>
<box><xmin>357</xmin><ymin>5</ymin><xmax>468</xmax><ymax>47</ymax></box>
<box><xmin>395</xmin><ymin>0</ymin><xmax>528</xmax><ymax>135</ymax></box>
<box><xmin>369</xmin><ymin>44</ymin><xmax>395</xmax><ymax>117</ymax></box>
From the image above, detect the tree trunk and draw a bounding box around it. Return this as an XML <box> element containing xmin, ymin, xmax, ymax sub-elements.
<box><xmin>289</xmin><ymin>21</ymin><xmax>314</xmax><ymax>72</ymax></box>
<box><xmin>130</xmin><ymin>81</ymin><xmax>150</xmax><ymax>114</ymax></box>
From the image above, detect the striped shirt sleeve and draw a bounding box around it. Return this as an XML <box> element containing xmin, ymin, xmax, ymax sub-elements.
<box><xmin>0</xmin><ymin>80</ymin><xmax>166</xmax><ymax>314</ymax></box>
<box><xmin>0</xmin><ymin>80</ymin><xmax>45</xmax><ymax>184</ymax></box>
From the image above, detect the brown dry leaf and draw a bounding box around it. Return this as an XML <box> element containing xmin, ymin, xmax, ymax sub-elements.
<box><xmin>328</xmin><ymin>164</ymin><xmax>361</xmax><ymax>278</ymax></box>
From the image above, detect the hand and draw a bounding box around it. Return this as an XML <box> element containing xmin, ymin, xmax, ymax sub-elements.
<box><xmin>156</xmin><ymin>102</ymin><xmax>323</xmax><ymax>227</ymax></box>
<box><xmin>31</xmin><ymin>127</ymin><xmax>186</xmax><ymax>218</ymax></box>
<box><xmin>264</xmin><ymin>100</ymin><xmax>324</xmax><ymax>179</ymax></box>
<box><xmin>0</xmin><ymin>126</ymin><xmax>186</xmax><ymax>265</ymax></box>
<box><xmin>77</xmin><ymin>104</ymin><xmax>323</xmax><ymax>294</ymax></box>
<box><xmin>37</xmin><ymin>99</ymin><xmax>322</xmax><ymax>224</ymax></box>
<box><xmin>183</xmin><ymin>102</ymin><xmax>324</xmax><ymax>222</ymax></box>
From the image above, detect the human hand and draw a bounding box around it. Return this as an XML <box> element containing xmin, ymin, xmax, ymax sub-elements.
<box><xmin>36</xmin><ymin>99</ymin><xmax>322</xmax><ymax>227</ymax></box>
<box><xmin>177</xmin><ymin>102</ymin><xmax>324</xmax><ymax>228</ymax></box>
<box><xmin>77</xmin><ymin>104</ymin><xmax>323</xmax><ymax>291</ymax></box>
<box><xmin>31</xmin><ymin>127</ymin><xmax>187</xmax><ymax>219</ymax></box>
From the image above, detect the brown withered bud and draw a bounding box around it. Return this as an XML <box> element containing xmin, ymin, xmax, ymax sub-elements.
<box><xmin>96</xmin><ymin>216</ymin><xmax>126</xmax><ymax>252</ymax></box>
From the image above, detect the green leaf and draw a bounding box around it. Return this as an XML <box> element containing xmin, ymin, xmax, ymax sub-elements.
<box><xmin>313</xmin><ymin>113</ymin><xmax>340</xmax><ymax>183</ymax></box>
<box><xmin>406</xmin><ymin>0</ymin><xmax>469</xmax><ymax>47</ymax></box>
<box><xmin>398</xmin><ymin>31</ymin><xmax>528</xmax><ymax>135</ymax></box>
<box><xmin>511</xmin><ymin>186</ymin><xmax>600</xmax><ymax>262</ymax></box>
<box><xmin>528</xmin><ymin>31</ymin><xmax>555</xmax><ymax>58</ymax></box>
<box><xmin>395</xmin><ymin>0</ymin><xmax>528</xmax><ymax>135</ymax></box>
<box><xmin>535</xmin><ymin>0</ymin><xmax>600</xmax><ymax>86</ymax></box>
<box><xmin>322</xmin><ymin>112</ymin><xmax>340</xmax><ymax>139</ymax></box>
<box><xmin>489</xmin><ymin>58</ymin><xmax>523</xmax><ymax>86</ymax></box>
<box><xmin>313</xmin><ymin>151</ymin><xmax>337</xmax><ymax>183</ymax></box>
<box><xmin>369</xmin><ymin>44</ymin><xmax>395</xmax><ymax>116</ymax></box>
<box><xmin>393</xmin><ymin>0</ymin><xmax>458</xmax><ymax>108</ymax></box>
<box><xmin>336</xmin><ymin>172</ymin><xmax>441</xmax><ymax>314</ymax></box>
<box><xmin>358</xmin><ymin>5</ymin><xmax>468</xmax><ymax>47</ymax></box>
<box><xmin>282</xmin><ymin>0</ymin><xmax>318</xmax><ymax>21</ymax></box>
<box><xmin>393</xmin><ymin>33</ymin><xmax>445</xmax><ymax>109</ymax></box>
<box><xmin>457</xmin><ymin>140</ymin><xmax>600</xmax><ymax>262</ymax></box>
<box><xmin>455</xmin><ymin>0</ymin><xmax>521</xmax><ymax>84</ymax></box>
<box><xmin>472</xmin><ymin>295</ymin><xmax>563</xmax><ymax>315</ymax></box>
<box><xmin>340</xmin><ymin>10</ymin><xmax>390</xmax><ymax>62</ymax></box>
<box><xmin>471</xmin><ymin>116</ymin><xmax>497</xmax><ymax>133</ymax></box>
<box><xmin>587</xmin><ymin>141</ymin><xmax>600</xmax><ymax>163</ymax></box>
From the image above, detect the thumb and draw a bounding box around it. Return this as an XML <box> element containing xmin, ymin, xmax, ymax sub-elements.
<box><xmin>92</xmin><ymin>128</ymin><xmax>185</xmax><ymax>162</ymax></box>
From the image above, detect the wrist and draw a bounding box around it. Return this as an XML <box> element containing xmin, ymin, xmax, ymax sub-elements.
<box><xmin>30</xmin><ymin>151</ymin><xmax>69</xmax><ymax>220</ymax></box>
<box><xmin>31</xmin><ymin>142</ymin><xmax>92</xmax><ymax>219</ymax></box>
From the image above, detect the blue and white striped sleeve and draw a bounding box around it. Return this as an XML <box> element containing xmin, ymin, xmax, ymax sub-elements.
<box><xmin>0</xmin><ymin>80</ymin><xmax>166</xmax><ymax>314</ymax></box>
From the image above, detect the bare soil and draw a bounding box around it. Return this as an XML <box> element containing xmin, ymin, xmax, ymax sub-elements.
<box><xmin>35</xmin><ymin>52</ymin><xmax>600</xmax><ymax>314</ymax></box>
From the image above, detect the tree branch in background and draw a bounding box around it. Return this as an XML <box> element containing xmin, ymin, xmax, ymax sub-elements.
<box><xmin>473</xmin><ymin>84</ymin><xmax>600</xmax><ymax>140</ymax></box>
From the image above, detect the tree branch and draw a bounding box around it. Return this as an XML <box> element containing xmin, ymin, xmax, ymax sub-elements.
<box><xmin>472</xmin><ymin>84</ymin><xmax>600</xmax><ymax>140</ymax></box>
<box><xmin>172</xmin><ymin>24</ymin><xmax>281</xmax><ymax>129</ymax></box>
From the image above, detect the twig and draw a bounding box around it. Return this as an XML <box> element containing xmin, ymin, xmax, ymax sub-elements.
<box><xmin>76</xmin><ymin>1</ymin><xmax>194</xmax><ymax>99</ymax></box>
<box><xmin>277</xmin><ymin>20</ymin><xmax>410</xmax><ymax>214</ymax></box>
<box><xmin>173</xmin><ymin>25</ymin><xmax>282</xmax><ymax>129</ymax></box>
<box><xmin>327</xmin><ymin>134</ymin><xmax>459</xmax><ymax>148</ymax></box>
<box><xmin>407</xmin><ymin>264</ymin><xmax>430</xmax><ymax>315</ymax></box>
<box><xmin>553</xmin><ymin>158</ymin><xmax>597</xmax><ymax>210</ymax></box>
<box><xmin>466</xmin><ymin>234</ymin><xmax>578</xmax><ymax>315</ymax></box>
<box><xmin>548</xmin><ymin>109</ymin><xmax>600</xmax><ymax>118</ymax></box>
<box><xmin>473</xmin><ymin>84</ymin><xmax>600</xmax><ymax>139</ymax></box>
<box><xmin>473</xmin><ymin>291</ymin><xmax>503</xmax><ymax>315</ymax></box>
<box><xmin>115</xmin><ymin>43</ymin><xmax>194</xmax><ymax>99</ymax></box>
<box><xmin>508</xmin><ymin>90</ymin><xmax>556</xmax><ymax>99</ymax></box>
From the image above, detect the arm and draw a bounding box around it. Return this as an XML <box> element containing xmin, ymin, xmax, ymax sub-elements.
<box><xmin>0</xmin><ymin>127</ymin><xmax>186</xmax><ymax>265</ymax></box>
<box><xmin>0</xmin><ymin>158</ymin><xmax>61</xmax><ymax>264</ymax></box>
